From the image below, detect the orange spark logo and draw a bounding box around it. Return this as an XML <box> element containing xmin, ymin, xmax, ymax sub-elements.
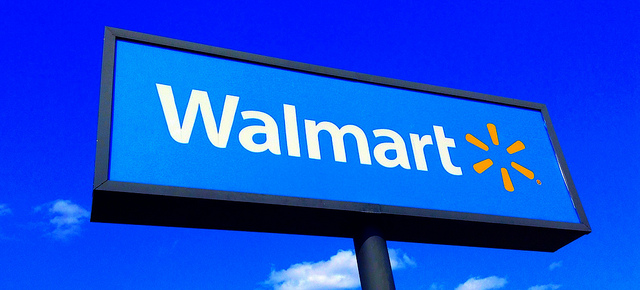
<box><xmin>466</xmin><ymin>123</ymin><xmax>540</xmax><ymax>192</ymax></box>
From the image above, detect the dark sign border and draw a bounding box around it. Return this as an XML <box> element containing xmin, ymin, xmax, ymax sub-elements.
<box><xmin>91</xmin><ymin>27</ymin><xmax>590</xmax><ymax>252</ymax></box>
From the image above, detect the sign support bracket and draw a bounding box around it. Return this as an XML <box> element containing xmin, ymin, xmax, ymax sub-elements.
<box><xmin>354</xmin><ymin>226</ymin><xmax>396</xmax><ymax>290</ymax></box>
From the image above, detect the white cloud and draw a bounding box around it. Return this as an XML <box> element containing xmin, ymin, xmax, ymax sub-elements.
<box><xmin>37</xmin><ymin>200</ymin><xmax>90</xmax><ymax>240</ymax></box>
<box><xmin>265</xmin><ymin>248</ymin><xmax>416</xmax><ymax>290</ymax></box>
<box><xmin>266</xmin><ymin>250</ymin><xmax>359</xmax><ymax>290</ymax></box>
<box><xmin>548</xmin><ymin>261</ymin><xmax>562</xmax><ymax>271</ymax></box>
<box><xmin>388</xmin><ymin>248</ymin><xmax>417</xmax><ymax>269</ymax></box>
<box><xmin>0</xmin><ymin>204</ymin><xmax>11</xmax><ymax>216</ymax></box>
<box><xmin>454</xmin><ymin>276</ymin><xmax>507</xmax><ymax>290</ymax></box>
<box><xmin>528</xmin><ymin>284</ymin><xmax>561</xmax><ymax>290</ymax></box>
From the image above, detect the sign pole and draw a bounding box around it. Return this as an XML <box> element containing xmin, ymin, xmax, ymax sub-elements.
<box><xmin>354</xmin><ymin>226</ymin><xmax>396</xmax><ymax>290</ymax></box>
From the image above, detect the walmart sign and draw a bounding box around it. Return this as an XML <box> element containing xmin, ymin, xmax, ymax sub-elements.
<box><xmin>92</xmin><ymin>28</ymin><xmax>590</xmax><ymax>252</ymax></box>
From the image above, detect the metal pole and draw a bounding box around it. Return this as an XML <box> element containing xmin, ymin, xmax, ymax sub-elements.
<box><xmin>353</xmin><ymin>226</ymin><xmax>396</xmax><ymax>290</ymax></box>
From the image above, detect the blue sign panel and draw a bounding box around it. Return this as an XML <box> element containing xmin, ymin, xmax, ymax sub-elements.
<box><xmin>92</xmin><ymin>28</ymin><xmax>590</xmax><ymax>251</ymax></box>
<box><xmin>109</xmin><ymin>40</ymin><xmax>579</xmax><ymax>224</ymax></box>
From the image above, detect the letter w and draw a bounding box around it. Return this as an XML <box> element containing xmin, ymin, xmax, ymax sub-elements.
<box><xmin>156</xmin><ymin>83</ymin><xmax>239</xmax><ymax>147</ymax></box>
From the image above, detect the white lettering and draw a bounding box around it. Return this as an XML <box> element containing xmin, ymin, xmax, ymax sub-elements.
<box><xmin>238</xmin><ymin>111</ymin><xmax>281</xmax><ymax>155</ymax></box>
<box><xmin>157</xmin><ymin>84</ymin><xmax>465</xmax><ymax>176</ymax></box>
<box><xmin>373</xmin><ymin>129</ymin><xmax>410</xmax><ymax>169</ymax></box>
<box><xmin>283</xmin><ymin>104</ymin><xmax>301</xmax><ymax>157</ymax></box>
<box><xmin>156</xmin><ymin>83</ymin><xmax>238</xmax><ymax>148</ymax></box>
<box><xmin>304</xmin><ymin>120</ymin><xmax>372</xmax><ymax>165</ymax></box>
<box><xmin>409</xmin><ymin>133</ymin><xmax>433</xmax><ymax>171</ymax></box>
<box><xmin>433</xmin><ymin>125</ymin><xmax>462</xmax><ymax>175</ymax></box>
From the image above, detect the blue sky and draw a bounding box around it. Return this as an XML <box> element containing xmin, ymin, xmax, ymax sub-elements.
<box><xmin>1</xmin><ymin>1</ymin><xmax>638</xmax><ymax>289</ymax></box>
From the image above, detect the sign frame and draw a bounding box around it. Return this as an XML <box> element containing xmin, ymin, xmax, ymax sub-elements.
<box><xmin>91</xmin><ymin>27</ymin><xmax>590</xmax><ymax>252</ymax></box>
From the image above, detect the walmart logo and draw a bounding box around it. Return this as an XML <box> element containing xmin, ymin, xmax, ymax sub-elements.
<box><xmin>466</xmin><ymin>123</ymin><xmax>541</xmax><ymax>192</ymax></box>
<box><xmin>156</xmin><ymin>84</ymin><xmax>547</xmax><ymax>193</ymax></box>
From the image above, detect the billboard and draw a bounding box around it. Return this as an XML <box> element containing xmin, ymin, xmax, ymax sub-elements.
<box><xmin>91</xmin><ymin>27</ymin><xmax>590</xmax><ymax>252</ymax></box>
